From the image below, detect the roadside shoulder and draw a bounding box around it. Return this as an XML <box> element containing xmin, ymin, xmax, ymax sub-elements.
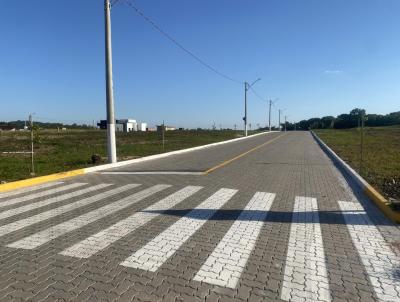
<box><xmin>311</xmin><ymin>130</ymin><xmax>400</xmax><ymax>223</ymax></box>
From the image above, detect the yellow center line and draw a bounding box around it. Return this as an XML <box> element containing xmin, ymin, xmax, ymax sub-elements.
<box><xmin>203</xmin><ymin>134</ymin><xmax>286</xmax><ymax>175</ymax></box>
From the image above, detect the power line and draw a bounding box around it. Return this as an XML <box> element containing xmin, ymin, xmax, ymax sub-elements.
<box><xmin>248</xmin><ymin>86</ymin><xmax>268</xmax><ymax>102</ymax></box>
<box><xmin>122</xmin><ymin>0</ymin><xmax>243</xmax><ymax>84</ymax></box>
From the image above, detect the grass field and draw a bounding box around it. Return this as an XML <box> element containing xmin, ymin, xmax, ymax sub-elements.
<box><xmin>315</xmin><ymin>126</ymin><xmax>400</xmax><ymax>200</ymax></box>
<box><xmin>0</xmin><ymin>129</ymin><xmax>251</xmax><ymax>183</ymax></box>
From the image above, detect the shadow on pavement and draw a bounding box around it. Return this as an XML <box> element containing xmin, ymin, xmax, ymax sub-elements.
<box><xmin>140</xmin><ymin>208</ymin><xmax>393</xmax><ymax>226</ymax></box>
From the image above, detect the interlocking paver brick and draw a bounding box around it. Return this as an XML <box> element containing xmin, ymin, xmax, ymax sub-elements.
<box><xmin>0</xmin><ymin>132</ymin><xmax>399</xmax><ymax>301</ymax></box>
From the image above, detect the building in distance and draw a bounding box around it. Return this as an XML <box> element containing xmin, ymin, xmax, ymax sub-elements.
<box><xmin>97</xmin><ymin>119</ymin><xmax>147</xmax><ymax>132</ymax></box>
<box><xmin>156</xmin><ymin>125</ymin><xmax>177</xmax><ymax>132</ymax></box>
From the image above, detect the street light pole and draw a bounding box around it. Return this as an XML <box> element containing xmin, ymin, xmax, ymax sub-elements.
<box><xmin>244</xmin><ymin>82</ymin><xmax>248</xmax><ymax>136</ymax></box>
<box><xmin>284</xmin><ymin>115</ymin><xmax>287</xmax><ymax>132</ymax></box>
<box><xmin>268</xmin><ymin>100</ymin><xmax>272</xmax><ymax>131</ymax></box>
<box><xmin>105</xmin><ymin>0</ymin><xmax>117</xmax><ymax>163</ymax></box>
<box><xmin>278</xmin><ymin>109</ymin><xmax>281</xmax><ymax>131</ymax></box>
<box><xmin>243</xmin><ymin>78</ymin><xmax>260</xmax><ymax>137</ymax></box>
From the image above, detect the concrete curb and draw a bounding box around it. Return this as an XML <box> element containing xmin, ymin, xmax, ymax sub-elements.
<box><xmin>0</xmin><ymin>169</ymin><xmax>86</xmax><ymax>193</ymax></box>
<box><xmin>311</xmin><ymin>130</ymin><xmax>400</xmax><ymax>223</ymax></box>
<box><xmin>0</xmin><ymin>131</ymin><xmax>276</xmax><ymax>193</ymax></box>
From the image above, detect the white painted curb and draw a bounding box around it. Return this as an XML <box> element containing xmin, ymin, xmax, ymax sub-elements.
<box><xmin>311</xmin><ymin>131</ymin><xmax>370</xmax><ymax>190</ymax></box>
<box><xmin>86</xmin><ymin>131</ymin><xmax>277</xmax><ymax>173</ymax></box>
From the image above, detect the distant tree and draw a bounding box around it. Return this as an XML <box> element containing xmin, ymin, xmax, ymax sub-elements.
<box><xmin>298</xmin><ymin>120</ymin><xmax>310</xmax><ymax>130</ymax></box>
<box><xmin>308</xmin><ymin>118</ymin><xmax>321</xmax><ymax>129</ymax></box>
<box><xmin>321</xmin><ymin>116</ymin><xmax>335</xmax><ymax>129</ymax></box>
<box><xmin>350</xmin><ymin>108</ymin><xmax>366</xmax><ymax>117</ymax></box>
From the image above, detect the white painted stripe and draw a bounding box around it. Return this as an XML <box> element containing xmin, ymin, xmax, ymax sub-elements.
<box><xmin>338</xmin><ymin>201</ymin><xmax>400</xmax><ymax>302</ymax></box>
<box><xmin>281</xmin><ymin>197</ymin><xmax>331</xmax><ymax>302</ymax></box>
<box><xmin>60</xmin><ymin>185</ymin><xmax>203</xmax><ymax>258</ymax></box>
<box><xmin>120</xmin><ymin>188</ymin><xmax>238</xmax><ymax>272</ymax></box>
<box><xmin>0</xmin><ymin>182</ymin><xmax>87</xmax><ymax>209</ymax></box>
<box><xmin>0</xmin><ymin>184</ymin><xmax>140</xmax><ymax>237</ymax></box>
<box><xmin>7</xmin><ymin>184</ymin><xmax>170</xmax><ymax>250</ymax></box>
<box><xmin>193</xmin><ymin>192</ymin><xmax>275</xmax><ymax>288</ymax></box>
<box><xmin>100</xmin><ymin>171</ymin><xmax>203</xmax><ymax>175</ymax></box>
<box><xmin>0</xmin><ymin>182</ymin><xmax>64</xmax><ymax>199</ymax></box>
<box><xmin>0</xmin><ymin>184</ymin><xmax>111</xmax><ymax>221</ymax></box>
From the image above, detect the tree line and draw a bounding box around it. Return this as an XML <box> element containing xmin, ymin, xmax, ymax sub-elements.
<box><xmin>0</xmin><ymin>120</ymin><xmax>93</xmax><ymax>129</ymax></box>
<box><xmin>283</xmin><ymin>108</ymin><xmax>400</xmax><ymax>130</ymax></box>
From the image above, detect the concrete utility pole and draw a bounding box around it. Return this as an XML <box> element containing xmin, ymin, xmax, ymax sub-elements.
<box><xmin>284</xmin><ymin>115</ymin><xmax>287</xmax><ymax>132</ymax></box>
<box><xmin>162</xmin><ymin>120</ymin><xmax>165</xmax><ymax>152</ymax></box>
<box><xmin>29</xmin><ymin>114</ymin><xmax>35</xmax><ymax>176</ymax></box>
<box><xmin>278</xmin><ymin>109</ymin><xmax>281</xmax><ymax>131</ymax></box>
<box><xmin>105</xmin><ymin>0</ymin><xmax>117</xmax><ymax>163</ymax></box>
<box><xmin>269</xmin><ymin>100</ymin><xmax>272</xmax><ymax>132</ymax></box>
<box><xmin>244</xmin><ymin>82</ymin><xmax>248</xmax><ymax>136</ymax></box>
<box><xmin>243</xmin><ymin>78</ymin><xmax>261</xmax><ymax>137</ymax></box>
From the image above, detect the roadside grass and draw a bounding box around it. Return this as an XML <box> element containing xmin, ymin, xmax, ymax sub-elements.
<box><xmin>0</xmin><ymin>129</ymin><xmax>253</xmax><ymax>182</ymax></box>
<box><xmin>314</xmin><ymin>126</ymin><xmax>400</xmax><ymax>200</ymax></box>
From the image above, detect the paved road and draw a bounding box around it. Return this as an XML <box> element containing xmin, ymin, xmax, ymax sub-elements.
<box><xmin>0</xmin><ymin>131</ymin><xmax>399</xmax><ymax>302</ymax></box>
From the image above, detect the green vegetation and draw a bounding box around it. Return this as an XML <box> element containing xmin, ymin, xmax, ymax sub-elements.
<box><xmin>283</xmin><ymin>108</ymin><xmax>400</xmax><ymax>131</ymax></box>
<box><xmin>0</xmin><ymin>129</ymin><xmax>250</xmax><ymax>183</ymax></box>
<box><xmin>315</xmin><ymin>126</ymin><xmax>400</xmax><ymax>200</ymax></box>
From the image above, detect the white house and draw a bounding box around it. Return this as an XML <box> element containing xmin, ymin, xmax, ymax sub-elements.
<box><xmin>116</xmin><ymin>119</ymin><xmax>137</xmax><ymax>132</ymax></box>
<box><xmin>139</xmin><ymin>122</ymin><xmax>147</xmax><ymax>131</ymax></box>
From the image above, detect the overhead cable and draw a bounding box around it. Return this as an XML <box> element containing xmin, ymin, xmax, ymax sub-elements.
<box><xmin>122</xmin><ymin>0</ymin><xmax>243</xmax><ymax>84</ymax></box>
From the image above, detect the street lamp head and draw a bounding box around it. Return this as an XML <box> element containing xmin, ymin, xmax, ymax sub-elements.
<box><xmin>250</xmin><ymin>78</ymin><xmax>261</xmax><ymax>87</ymax></box>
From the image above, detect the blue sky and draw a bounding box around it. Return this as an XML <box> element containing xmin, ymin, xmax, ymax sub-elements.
<box><xmin>1</xmin><ymin>0</ymin><xmax>399</xmax><ymax>128</ymax></box>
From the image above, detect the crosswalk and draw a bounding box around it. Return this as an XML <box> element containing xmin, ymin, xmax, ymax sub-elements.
<box><xmin>61</xmin><ymin>185</ymin><xmax>202</xmax><ymax>259</ymax></box>
<box><xmin>121</xmin><ymin>188</ymin><xmax>237</xmax><ymax>271</ymax></box>
<box><xmin>1</xmin><ymin>181</ymin><xmax>400</xmax><ymax>301</ymax></box>
<box><xmin>193</xmin><ymin>192</ymin><xmax>275</xmax><ymax>288</ymax></box>
<box><xmin>281</xmin><ymin>197</ymin><xmax>330</xmax><ymax>302</ymax></box>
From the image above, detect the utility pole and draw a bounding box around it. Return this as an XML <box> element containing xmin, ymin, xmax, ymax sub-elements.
<box><xmin>278</xmin><ymin>109</ymin><xmax>281</xmax><ymax>131</ymax></box>
<box><xmin>162</xmin><ymin>120</ymin><xmax>165</xmax><ymax>152</ymax></box>
<box><xmin>284</xmin><ymin>115</ymin><xmax>287</xmax><ymax>132</ymax></box>
<box><xmin>105</xmin><ymin>0</ymin><xmax>117</xmax><ymax>163</ymax></box>
<box><xmin>268</xmin><ymin>100</ymin><xmax>272</xmax><ymax>132</ymax></box>
<box><xmin>29</xmin><ymin>114</ymin><xmax>35</xmax><ymax>176</ymax></box>
<box><xmin>244</xmin><ymin>82</ymin><xmax>248</xmax><ymax>136</ymax></box>
<box><xmin>243</xmin><ymin>78</ymin><xmax>261</xmax><ymax>137</ymax></box>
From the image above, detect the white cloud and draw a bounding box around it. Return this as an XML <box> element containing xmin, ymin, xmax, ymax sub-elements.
<box><xmin>324</xmin><ymin>70</ymin><xmax>343</xmax><ymax>75</ymax></box>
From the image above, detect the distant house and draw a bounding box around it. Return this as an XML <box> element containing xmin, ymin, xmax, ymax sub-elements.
<box><xmin>115</xmin><ymin>123</ymin><xmax>124</xmax><ymax>132</ymax></box>
<box><xmin>156</xmin><ymin>125</ymin><xmax>177</xmax><ymax>132</ymax></box>
<box><xmin>97</xmin><ymin>120</ymin><xmax>107</xmax><ymax>130</ymax></box>
<box><xmin>116</xmin><ymin>119</ymin><xmax>138</xmax><ymax>132</ymax></box>
<box><xmin>98</xmin><ymin>119</ymin><xmax>147</xmax><ymax>133</ymax></box>
<box><xmin>139</xmin><ymin>122</ymin><xmax>147</xmax><ymax>132</ymax></box>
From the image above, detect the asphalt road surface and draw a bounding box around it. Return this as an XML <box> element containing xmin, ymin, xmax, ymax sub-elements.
<box><xmin>0</xmin><ymin>131</ymin><xmax>399</xmax><ymax>302</ymax></box>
